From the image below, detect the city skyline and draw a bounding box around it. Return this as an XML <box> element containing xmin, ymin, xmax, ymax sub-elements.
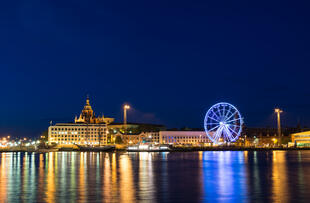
<box><xmin>1</xmin><ymin>1</ymin><xmax>310</xmax><ymax>138</ymax></box>
<box><xmin>1</xmin><ymin>95</ymin><xmax>306</xmax><ymax>138</ymax></box>
<box><xmin>2</xmin><ymin>1</ymin><xmax>310</xmax><ymax>202</ymax></box>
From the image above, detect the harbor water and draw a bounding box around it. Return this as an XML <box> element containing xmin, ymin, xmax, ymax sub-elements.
<box><xmin>0</xmin><ymin>151</ymin><xmax>310</xmax><ymax>202</ymax></box>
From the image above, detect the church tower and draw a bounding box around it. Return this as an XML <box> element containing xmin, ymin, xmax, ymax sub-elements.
<box><xmin>74</xmin><ymin>96</ymin><xmax>114</xmax><ymax>124</ymax></box>
<box><xmin>81</xmin><ymin>96</ymin><xmax>94</xmax><ymax>122</ymax></box>
<box><xmin>75</xmin><ymin>96</ymin><xmax>94</xmax><ymax>123</ymax></box>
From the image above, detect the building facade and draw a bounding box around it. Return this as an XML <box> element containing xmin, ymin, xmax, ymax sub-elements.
<box><xmin>125</xmin><ymin>131</ymin><xmax>212</xmax><ymax>145</ymax></box>
<box><xmin>108</xmin><ymin>123</ymin><xmax>165</xmax><ymax>135</ymax></box>
<box><xmin>112</xmin><ymin>131</ymin><xmax>211</xmax><ymax>145</ymax></box>
<box><xmin>291</xmin><ymin>131</ymin><xmax>310</xmax><ymax>147</ymax></box>
<box><xmin>48</xmin><ymin>97</ymin><xmax>114</xmax><ymax>146</ymax></box>
<box><xmin>145</xmin><ymin>132</ymin><xmax>161</xmax><ymax>143</ymax></box>
<box><xmin>159</xmin><ymin>131</ymin><xmax>211</xmax><ymax>145</ymax></box>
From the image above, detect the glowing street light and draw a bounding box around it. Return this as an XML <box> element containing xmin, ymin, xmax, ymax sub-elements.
<box><xmin>123</xmin><ymin>104</ymin><xmax>130</xmax><ymax>143</ymax></box>
<box><xmin>274</xmin><ymin>108</ymin><xmax>283</xmax><ymax>146</ymax></box>
<box><xmin>123</xmin><ymin>104</ymin><xmax>130</xmax><ymax>126</ymax></box>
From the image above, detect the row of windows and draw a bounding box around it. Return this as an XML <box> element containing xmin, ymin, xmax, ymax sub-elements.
<box><xmin>165</xmin><ymin>138</ymin><xmax>208</xmax><ymax>141</ymax></box>
<box><xmin>51</xmin><ymin>131</ymin><xmax>105</xmax><ymax>135</ymax></box>
<box><xmin>51</xmin><ymin>127</ymin><xmax>106</xmax><ymax>131</ymax></box>
<box><xmin>294</xmin><ymin>135</ymin><xmax>310</xmax><ymax>138</ymax></box>
<box><xmin>50</xmin><ymin>135</ymin><xmax>106</xmax><ymax>138</ymax></box>
<box><xmin>164</xmin><ymin>138</ymin><xmax>209</xmax><ymax>143</ymax></box>
<box><xmin>163</xmin><ymin>136</ymin><xmax>207</xmax><ymax>139</ymax></box>
<box><xmin>51</xmin><ymin>138</ymin><xmax>106</xmax><ymax>141</ymax></box>
<box><xmin>165</xmin><ymin>139</ymin><xmax>208</xmax><ymax>143</ymax></box>
<box><xmin>51</xmin><ymin>141</ymin><xmax>106</xmax><ymax>145</ymax></box>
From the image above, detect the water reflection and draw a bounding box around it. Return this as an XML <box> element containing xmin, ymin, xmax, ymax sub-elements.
<box><xmin>79</xmin><ymin>152</ymin><xmax>86</xmax><ymax>202</ymax></box>
<box><xmin>201</xmin><ymin>151</ymin><xmax>248</xmax><ymax>202</ymax></box>
<box><xmin>272</xmin><ymin>151</ymin><xmax>289</xmax><ymax>202</ymax></box>
<box><xmin>0</xmin><ymin>153</ymin><xmax>7</xmax><ymax>202</ymax></box>
<box><xmin>0</xmin><ymin>151</ymin><xmax>310</xmax><ymax>202</ymax></box>
<box><xmin>138</xmin><ymin>152</ymin><xmax>154</xmax><ymax>201</ymax></box>
<box><xmin>120</xmin><ymin>154</ymin><xmax>135</xmax><ymax>202</ymax></box>
<box><xmin>103</xmin><ymin>153</ymin><xmax>111</xmax><ymax>202</ymax></box>
<box><xmin>47</xmin><ymin>153</ymin><xmax>55</xmax><ymax>203</ymax></box>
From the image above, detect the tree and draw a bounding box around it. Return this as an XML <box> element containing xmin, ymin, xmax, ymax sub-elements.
<box><xmin>38</xmin><ymin>130</ymin><xmax>48</xmax><ymax>148</ymax></box>
<box><xmin>115</xmin><ymin>135</ymin><xmax>123</xmax><ymax>144</ymax></box>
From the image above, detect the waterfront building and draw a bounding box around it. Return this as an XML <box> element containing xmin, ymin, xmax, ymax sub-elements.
<box><xmin>121</xmin><ymin>133</ymin><xmax>142</xmax><ymax>144</ymax></box>
<box><xmin>291</xmin><ymin>131</ymin><xmax>310</xmax><ymax>147</ymax></box>
<box><xmin>108</xmin><ymin>123</ymin><xmax>165</xmax><ymax>134</ymax></box>
<box><xmin>244</xmin><ymin>127</ymin><xmax>304</xmax><ymax>138</ymax></box>
<box><xmin>158</xmin><ymin>131</ymin><xmax>211</xmax><ymax>145</ymax></box>
<box><xmin>124</xmin><ymin>130</ymin><xmax>293</xmax><ymax>146</ymax></box>
<box><xmin>108</xmin><ymin>123</ymin><xmax>165</xmax><ymax>144</ymax></box>
<box><xmin>114</xmin><ymin>131</ymin><xmax>210</xmax><ymax>145</ymax></box>
<box><xmin>119</xmin><ymin>129</ymin><xmax>294</xmax><ymax>146</ymax></box>
<box><xmin>48</xmin><ymin>97</ymin><xmax>114</xmax><ymax>146</ymax></box>
<box><xmin>129</xmin><ymin>131</ymin><xmax>211</xmax><ymax>145</ymax></box>
<box><xmin>111</xmin><ymin>132</ymin><xmax>158</xmax><ymax>144</ymax></box>
<box><xmin>145</xmin><ymin>132</ymin><xmax>161</xmax><ymax>143</ymax></box>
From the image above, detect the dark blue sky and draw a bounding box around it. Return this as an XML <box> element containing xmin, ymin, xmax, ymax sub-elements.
<box><xmin>1</xmin><ymin>0</ymin><xmax>310</xmax><ymax>137</ymax></box>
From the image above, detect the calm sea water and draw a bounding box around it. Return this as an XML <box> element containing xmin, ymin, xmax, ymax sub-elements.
<box><xmin>0</xmin><ymin>151</ymin><xmax>310</xmax><ymax>202</ymax></box>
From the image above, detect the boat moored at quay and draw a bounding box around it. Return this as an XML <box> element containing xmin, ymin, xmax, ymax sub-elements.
<box><xmin>127</xmin><ymin>138</ymin><xmax>170</xmax><ymax>152</ymax></box>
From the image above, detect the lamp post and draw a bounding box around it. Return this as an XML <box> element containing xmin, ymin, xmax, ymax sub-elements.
<box><xmin>123</xmin><ymin>104</ymin><xmax>130</xmax><ymax>143</ymax></box>
<box><xmin>275</xmin><ymin>108</ymin><xmax>283</xmax><ymax>147</ymax></box>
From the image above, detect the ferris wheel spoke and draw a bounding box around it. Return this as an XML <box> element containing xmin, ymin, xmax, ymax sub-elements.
<box><xmin>216</xmin><ymin>106</ymin><xmax>223</xmax><ymax>117</ymax></box>
<box><xmin>224</xmin><ymin>127</ymin><xmax>233</xmax><ymax>141</ymax></box>
<box><xmin>220</xmin><ymin>106</ymin><xmax>225</xmax><ymax>117</ymax></box>
<box><xmin>209</xmin><ymin>111</ymin><xmax>219</xmax><ymax>120</ymax></box>
<box><xmin>226</xmin><ymin>118</ymin><xmax>241</xmax><ymax>123</ymax></box>
<box><xmin>206</xmin><ymin>116</ymin><xmax>220</xmax><ymax>123</ymax></box>
<box><xmin>227</xmin><ymin>128</ymin><xmax>235</xmax><ymax>141</ymax></box>
<box><xmin>227</xmin><ymin>126</ymin><xmax>239</xmax><ymax>137</ymax></box>
<box><xmin>214</xmin><ymin>126</ymin><xmax>223</xmax><ymax>142</ymax></box>
<box><xmin>228</xmin><ymin>126</ymin><xmax>240</xmax><ymax>133</ymax></box>
<box><xmin>225</xmin><ymin>110</ymin><xmax>236</xmax><ymax>122</ymax></box>
<box><xmin>223</xmin><ymin>125</ymin><xmax>232</xmax><ymax>140</ymax></box>
<box><xmin>212</xmin><ymin>127</ymin><xmax>220</xmax><ymax>142</ymax></box>
<box><xmin>222</xmin><ymin>127</ymin><xmax>228</xmax><ymax>141</ymax></box>
<box><xmin>206</xmin><ymin>122</ymin><xmax>220</xmax><ymax>126</ymax></box>
<box><xmin>228</xmin><ymin>124</ymin><xmax>240</xmax><ymax>129</ymax></box>
<box><xmin>222</xmin><ymin>106</ymin><xmax>226</xmax><ymax>118</ymax></box>
<box><xmin>212</xmin><ymin>109</ymin><xmax>221</xmax><ymax>119</ymax></box>
<box><xmin>207</xmin><ymin>125</ymin><xmax>220</xmax><ymax>132</ymax></box>
<box><xmin>226</xmin><ymin>110</ymin><xmax>236</xmax><ymax>121</ymax></box>
<box><xmin>224</xmin><ymin>106</ymin><xmax>232</xmax><ymax>118</ymax></box>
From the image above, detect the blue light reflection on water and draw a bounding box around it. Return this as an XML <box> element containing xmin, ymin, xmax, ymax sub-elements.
<box><xmin>201</xmin><ymin>151</ymin><xmax>248</xmax><ymax>202</ymax></box>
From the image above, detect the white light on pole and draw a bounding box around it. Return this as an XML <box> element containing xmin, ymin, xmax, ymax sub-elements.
<box><xmin>123</xmin><ymin>104</ymin><xmax>131</xmax><ymax>143</ymax></box>
<box><xmin>275</xmin><ymin>108</ymin><xmax>283</xmax><ymax>146</ymax></box>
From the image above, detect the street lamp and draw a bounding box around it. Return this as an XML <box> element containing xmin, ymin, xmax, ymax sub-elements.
<box><xmin>123</xmin><ymin>104</ymin><xmax>130</xmax><ymax>126</ymax></box>
<box><xmin>274</xmin><ymin>108</ymin><xmax>283</xmax><ymax>147</ymax></box>
<box><xmin>123</xmin><ymin>104</ymin><xmax>130</xmax><ymax>142</ymax></box>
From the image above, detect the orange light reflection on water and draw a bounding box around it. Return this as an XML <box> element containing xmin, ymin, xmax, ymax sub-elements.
<box><xmin>272</xmin><ymin>151</ymin><xmax>289</xmax><ymax>202</ymax></box>
<box><xmin>78</xmin><ymin>152</ymin><xmax>87</xmax><ymax>203</ymax></box>
<box><xmin>103</xmin><ymin>153</ymin><xmax>112</xmax><ymax>203</ymax></box>
<box><xmin>120</xmin><ymin>154</ymin><xmax>135</xmax><ymax>202</ymax></box>
<box><xmin>46</xmin><ymin>152</ymin><xmax>55</xmax><ymax>203</ymax></box>
<box><xmin>0</xmin><ymin>153</ymin><xmax>7</xmax><ymax>202</ymax></box>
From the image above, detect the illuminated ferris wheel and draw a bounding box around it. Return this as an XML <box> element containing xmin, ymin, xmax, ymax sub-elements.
<box><xmin>204</xmin><ymin>102</ymin><xmax>243</xmax><ymax>143</ymax></box>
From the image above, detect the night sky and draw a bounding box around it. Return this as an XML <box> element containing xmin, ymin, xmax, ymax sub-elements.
<box><xmin>1</xmin><ymin>0</ymin><xmax>310</xmax><ymax>138</ymax></box>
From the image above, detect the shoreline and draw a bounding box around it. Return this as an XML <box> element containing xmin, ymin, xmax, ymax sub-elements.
<box><xmin>1</xmin><ymin>147</ymin><xmax>310</xmax><ymax>153</ymax></box>
<box><xmin>170</xmin><ymin>147</ymin><xmax>310</xmax><ymax>151</ymax></box>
